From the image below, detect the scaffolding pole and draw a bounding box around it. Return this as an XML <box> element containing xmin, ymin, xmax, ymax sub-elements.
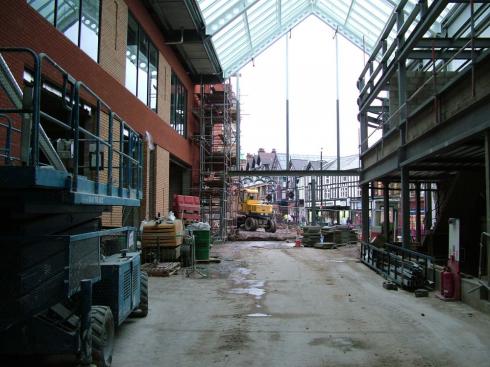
<box><xmin>197</xmin><ymin>81</ymin><xmax>237</xmax><ymax>243</ymax></box>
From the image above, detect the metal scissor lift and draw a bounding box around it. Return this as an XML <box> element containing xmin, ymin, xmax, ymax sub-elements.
<box><xmin>0</xmin><ymin>48</ymin><xmax>146</xmax><ymax>366</ymax></box>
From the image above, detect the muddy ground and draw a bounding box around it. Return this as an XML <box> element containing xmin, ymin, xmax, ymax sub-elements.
<box><xmin>109</xmin><ymin>241</ymin><xmax>490</xmax><ymax>367</ymax></box>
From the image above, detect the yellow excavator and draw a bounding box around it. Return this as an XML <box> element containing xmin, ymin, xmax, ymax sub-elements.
<box><xmin>237</xmin><ymin>188</ymin><xmax>277</xmax><ymax>233</ymax></box>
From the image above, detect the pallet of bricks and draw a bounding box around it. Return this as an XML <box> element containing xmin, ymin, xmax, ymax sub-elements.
<box><xmin>173</xmin><ymin>194</ymin><xmax>200</xmax><ymax>224</ymax></box>
<box><xmin>141</xmin><ymin>219</ymin><xmax>184</xmax><ymax>263</ymax></box>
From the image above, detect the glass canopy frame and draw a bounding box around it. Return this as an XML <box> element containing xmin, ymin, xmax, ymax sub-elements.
<box><xmin>196</xmin><ymin>0</ymin><xmax>456</xmax><ymax>78</ymax></box>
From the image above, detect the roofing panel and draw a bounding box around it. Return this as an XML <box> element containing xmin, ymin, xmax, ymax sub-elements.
<box><xmin>196</xmin><ymin>0</ymin><xmax>457</xmax><ymax>78</ymax></box>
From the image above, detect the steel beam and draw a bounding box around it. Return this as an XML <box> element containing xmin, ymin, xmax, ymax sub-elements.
<box><xmin>402</xmin><ymin>99</ymin><xmax>490</xmax><ymax>167</ymax></box>
<box><xmin>359</xmin><ymin>0</ymin><xmax>449</xmax><ymax>113</ymax></box>
<box><xmin>228</xmin><ymin>169</ymin><xmax>359</xmax><ymax>177</ymax></box>
<box><xmin>416</xmin><ymin>37</ymin><xmax>490</xmax><ymax>48</ymax></box>
<box><xmin>408</xmin><ymin>50</ymin><xmax>480</xmax><ymax>60</ymax></box>
<box><xmin>360</xmin><ymin>153</ymin><xmax>398</xmax><ymax>184</ymax></box>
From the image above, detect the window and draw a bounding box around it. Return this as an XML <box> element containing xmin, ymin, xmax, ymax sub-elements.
<box><xmin>125</xmin><ymin>13</ymin><xmax>158</xmax><ymax>111</ymax></box>
<box><xmin>28</xmin><ymin>0</ymin><xmax>100</xmax><ymax>62</ymax></box>
<box><xmin>170</xmin><ymin>72</ymin><xmax>187</xmax><ymax>136</ymax></box>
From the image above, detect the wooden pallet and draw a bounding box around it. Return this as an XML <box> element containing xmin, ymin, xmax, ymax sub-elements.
<box><xmin>141</xmin><ymin>262</ymin><xmax>181</xmax><ymax>277</ymax></box>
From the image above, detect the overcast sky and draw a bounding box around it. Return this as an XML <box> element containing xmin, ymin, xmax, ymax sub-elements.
<box><xmin>236</xmin><ymin>16</ymin><xmax>367</xmax><ymax>158</ymax></box>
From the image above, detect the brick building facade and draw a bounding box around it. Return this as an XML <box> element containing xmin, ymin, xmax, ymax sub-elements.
<box><xmin>0</xmin><ymin>0</ymin><xmax>219</xmax><ymax>226</ymax></box>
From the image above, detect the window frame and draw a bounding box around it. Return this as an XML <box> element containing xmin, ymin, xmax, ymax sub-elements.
<box><xmin>28</xmin><ymin>0</ymin><xmax>101</xmax><ymax>62</ymax></box>
<box><xmin>125</xmin><ymin>12</ymin><xmax>159</xmax><ymax>112</ymax></box>
<box><xmin>170</xmin><ymin>71</ymin><xmax>187</xmax><ymax>137</ymax></box>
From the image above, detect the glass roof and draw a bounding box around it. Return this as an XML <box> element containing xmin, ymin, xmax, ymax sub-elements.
<box><xmin>196</xmin><ymin>0</ymin><xmax>455</xmax><ymax>77</ymax></box>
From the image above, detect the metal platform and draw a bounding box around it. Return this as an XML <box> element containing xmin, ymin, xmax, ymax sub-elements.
<box><xmin>0</xmin><ymin>48</ymin><xmax>143</xmax><ymax>207</ymax></box>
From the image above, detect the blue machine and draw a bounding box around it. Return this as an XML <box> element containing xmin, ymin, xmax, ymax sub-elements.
<box><xmin>0</xmin><ymin>48</ymin><xmax>145</xmax><ymax>366</ymax></box>
<box><xmin>94</xmin><ymin>251</ymin><xmax>142</xmax><ymax>326</ymax></box>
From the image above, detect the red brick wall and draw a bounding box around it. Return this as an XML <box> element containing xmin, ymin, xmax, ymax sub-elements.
<box><xmin>0</xmin><ymin>0</ymin><xmax>199</xmax><ymax>166</ymax></box>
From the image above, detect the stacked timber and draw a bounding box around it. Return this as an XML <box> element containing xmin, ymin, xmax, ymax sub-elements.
<box><xmin>322</xmin><ymin>225</ymin><xmax>358</xmax><ymax>245</ymax></box>
<box><xmin>141</xmin><ymin>220</ymin><xmax>184</xmax><ymax>262</ymax></box>
<box><xmin>301</xmin><ymin>225</ymin><xmax>358</xmax><ymax>248</ymax></box>
<box><xmin>302</xmin><ymin>226</ymin><xmax>322</xmax><ymax>247</ymax></box>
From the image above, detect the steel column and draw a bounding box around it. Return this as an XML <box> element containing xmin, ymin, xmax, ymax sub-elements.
<box><xmin>485</xmin><ymin>130</ymin><xmax>490</xmax><ymax>287</ymax></box>
<box><xmin>320</xmin><ymin>148</ymin><xmax>323</xmax><ymax>218</ymax></box>
<box><xmin>415</xmin><ymin>182</ymin><xmax>421</xmax><ymax>244</ymax></box>
<box><xmin>401</xmin><ymin>167</ymin><xmax>411</xmax><ymax>248</ymax></box>
<box><xmin>383</xmin><ymin>180</ymin><xmax>390</xmax><ymax>241</ymax></box>
<box><xmin>236</xmin><ymin>74</ymin><xmax>241</xmax><ymax>170</ymax></box>
<box><xmin>425</xmin><ymin>183</ymin><xmax>432</xmax><ymax>231</ymax></box>
<box><xmin>311</xmin><ymin>178</ymin><xmax>317</xmax><ymax>225</ymax></box>
<box><xmin>361</xmin><ymin>183</ymin><xmax>370</xmax><ymax>242</ymax></box>
<box><xmin>335</xmin><ymin>34</ymin><xmax>340</xmax><ymax>170</ymax></box>
<box><xmin>285</xmin><ymin>34</ymin><xmax>290</xmax><ymax>169</ymax></box>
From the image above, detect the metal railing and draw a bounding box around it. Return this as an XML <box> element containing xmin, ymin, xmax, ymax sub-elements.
<box><xmin>0</xmin><ymin>48</ymin><xmax>143</xmax><ymax>199</ymax></box>
<box><xmin>0</xmin><ymin>114</ymin><xmax>20</xmax><ymax>164</ymax></box>
<box><xmin>361</xmin><ymin>241</ymin><xmax>435</xmax><ymax>289</ymax></box>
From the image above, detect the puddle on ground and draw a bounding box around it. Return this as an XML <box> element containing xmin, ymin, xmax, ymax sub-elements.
<box><xmin>236</xmin><ymin>267</ymin><xmax>251</xmax><ymax>276</ymax></box>
<box><xmin>243</xmin><ymin>241</ymin><xmax>295</xmax><ymax>250</ymax></box>
<box><xmin>247</xmin><ymin>313</ymin><xmax>271</xmax><ymax>317</ymax></box>
<box><xmin>325</xmin><ymin>259</ymin><xmax>355</xmax><ymax>263</ymax></box>
<box><xmin>229</xmin><ymin>284</ymin><xmax>265</xmax><ymax>299</ymax></box>
<box><xmin>228</xmin><ymin>267</ymin><xmax>266</xmax><ymax>300</ymax></box>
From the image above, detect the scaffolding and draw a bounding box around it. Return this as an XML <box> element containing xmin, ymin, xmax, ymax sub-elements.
<box><xmin>195</xmin><ymin>81</ymin><xmax>237</xmax><ymax>242</ymax></box>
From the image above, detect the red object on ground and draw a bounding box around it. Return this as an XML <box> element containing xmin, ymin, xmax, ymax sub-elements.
<box><xmin>295</xmin><ymin>239</ymin><xmax>302</xmax><ymax>247</ymax></box>
<box><xmin>441</xmin><ymin>271</ymin><xmax>454</xmax><ymax>298</ymax></box>
<box><xmin>173</xmin><ymin>195</ymin><xmax>200</xmax><ymax>221</ymax></box>
<box><xmin>439</xmin><ymin>257</ymin><xmax>461</xmax><ymax>301</ymax></box>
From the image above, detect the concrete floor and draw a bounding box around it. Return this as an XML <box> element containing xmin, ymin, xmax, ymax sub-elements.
<box><xmin>113</xmin><ymin>241</ymin><xmax>490</xmax><ymax>367</ymax></box>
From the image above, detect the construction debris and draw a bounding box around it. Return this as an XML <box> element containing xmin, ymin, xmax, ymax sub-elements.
<box><xmin>414</xmin><ymin>289</ymin><xmax>429</xmax><ymax>297</ymax></box>
<box><xmin>196</xmin><ymin>257</ymin><xmax>221</xmax><ymax>264</ymax></box>
<box><xmin>302</xmin><ymin>225</ymin><xmax>358</xmax><ymax>247</ymax></box>
<box><xmin>314</xmin><ymin>242</ymin><xmax>336</xmax><ymax>249</ymax></box>
<box><xmin>383</xmin><ymin>281</ymin><xmax>399</xmax><ymax>291</ymax></box>
<box><xmin>302</xmin><ymin>226</ymin><xmax>322</xmax><ymax>247</ymax></box>
<box><xmin>142</xmin><ymin>262</ymin><xmax>181</xmax><ymax>277</ymax></box>
<box><xmin>230</xmin><ymin>228</ymin><xmax>297</xmax><ymax>241</ymax></box>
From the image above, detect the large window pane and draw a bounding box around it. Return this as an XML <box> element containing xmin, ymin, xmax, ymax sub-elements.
<box><xmin>29</xmin><ymin>0</ymin><xmax>100</xmax><ymax>61</ymax></box>
<box><xmin>137</xmin><ymin>31</ymin><xmax>149</xmax><ymax>105</ymax></box>
<box><xmin>80</xmin><ymin>0</ymin><xmax>100</xmax><ymax>61</ymax></box>
<box><xmin>171</xmin><ymin>72</ymin><xmax>187</xmax><ymax>136</ymax></box>
<box><xmin>125</xmin><ymin>12</ymin><xmax>159</xmax><ymax>111</ymax></box>
<box><xmin>125</xmin><ymin>14</ymin><xmax>138</xmax><ymax>95</ymax></box>
<box><xmin>28</xmin><ymin>0</ymin><xmax>56</xmax><ymax>24</ymax></box>
<box><xmin>56</xmin><ymin>0</ymin><xmax>80</xmax><ymax>46</ymax></box>
<box><xmin>149</xmin><ymin>44</ymin><xmax>158</xmax><ymax>111</ymax></box>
